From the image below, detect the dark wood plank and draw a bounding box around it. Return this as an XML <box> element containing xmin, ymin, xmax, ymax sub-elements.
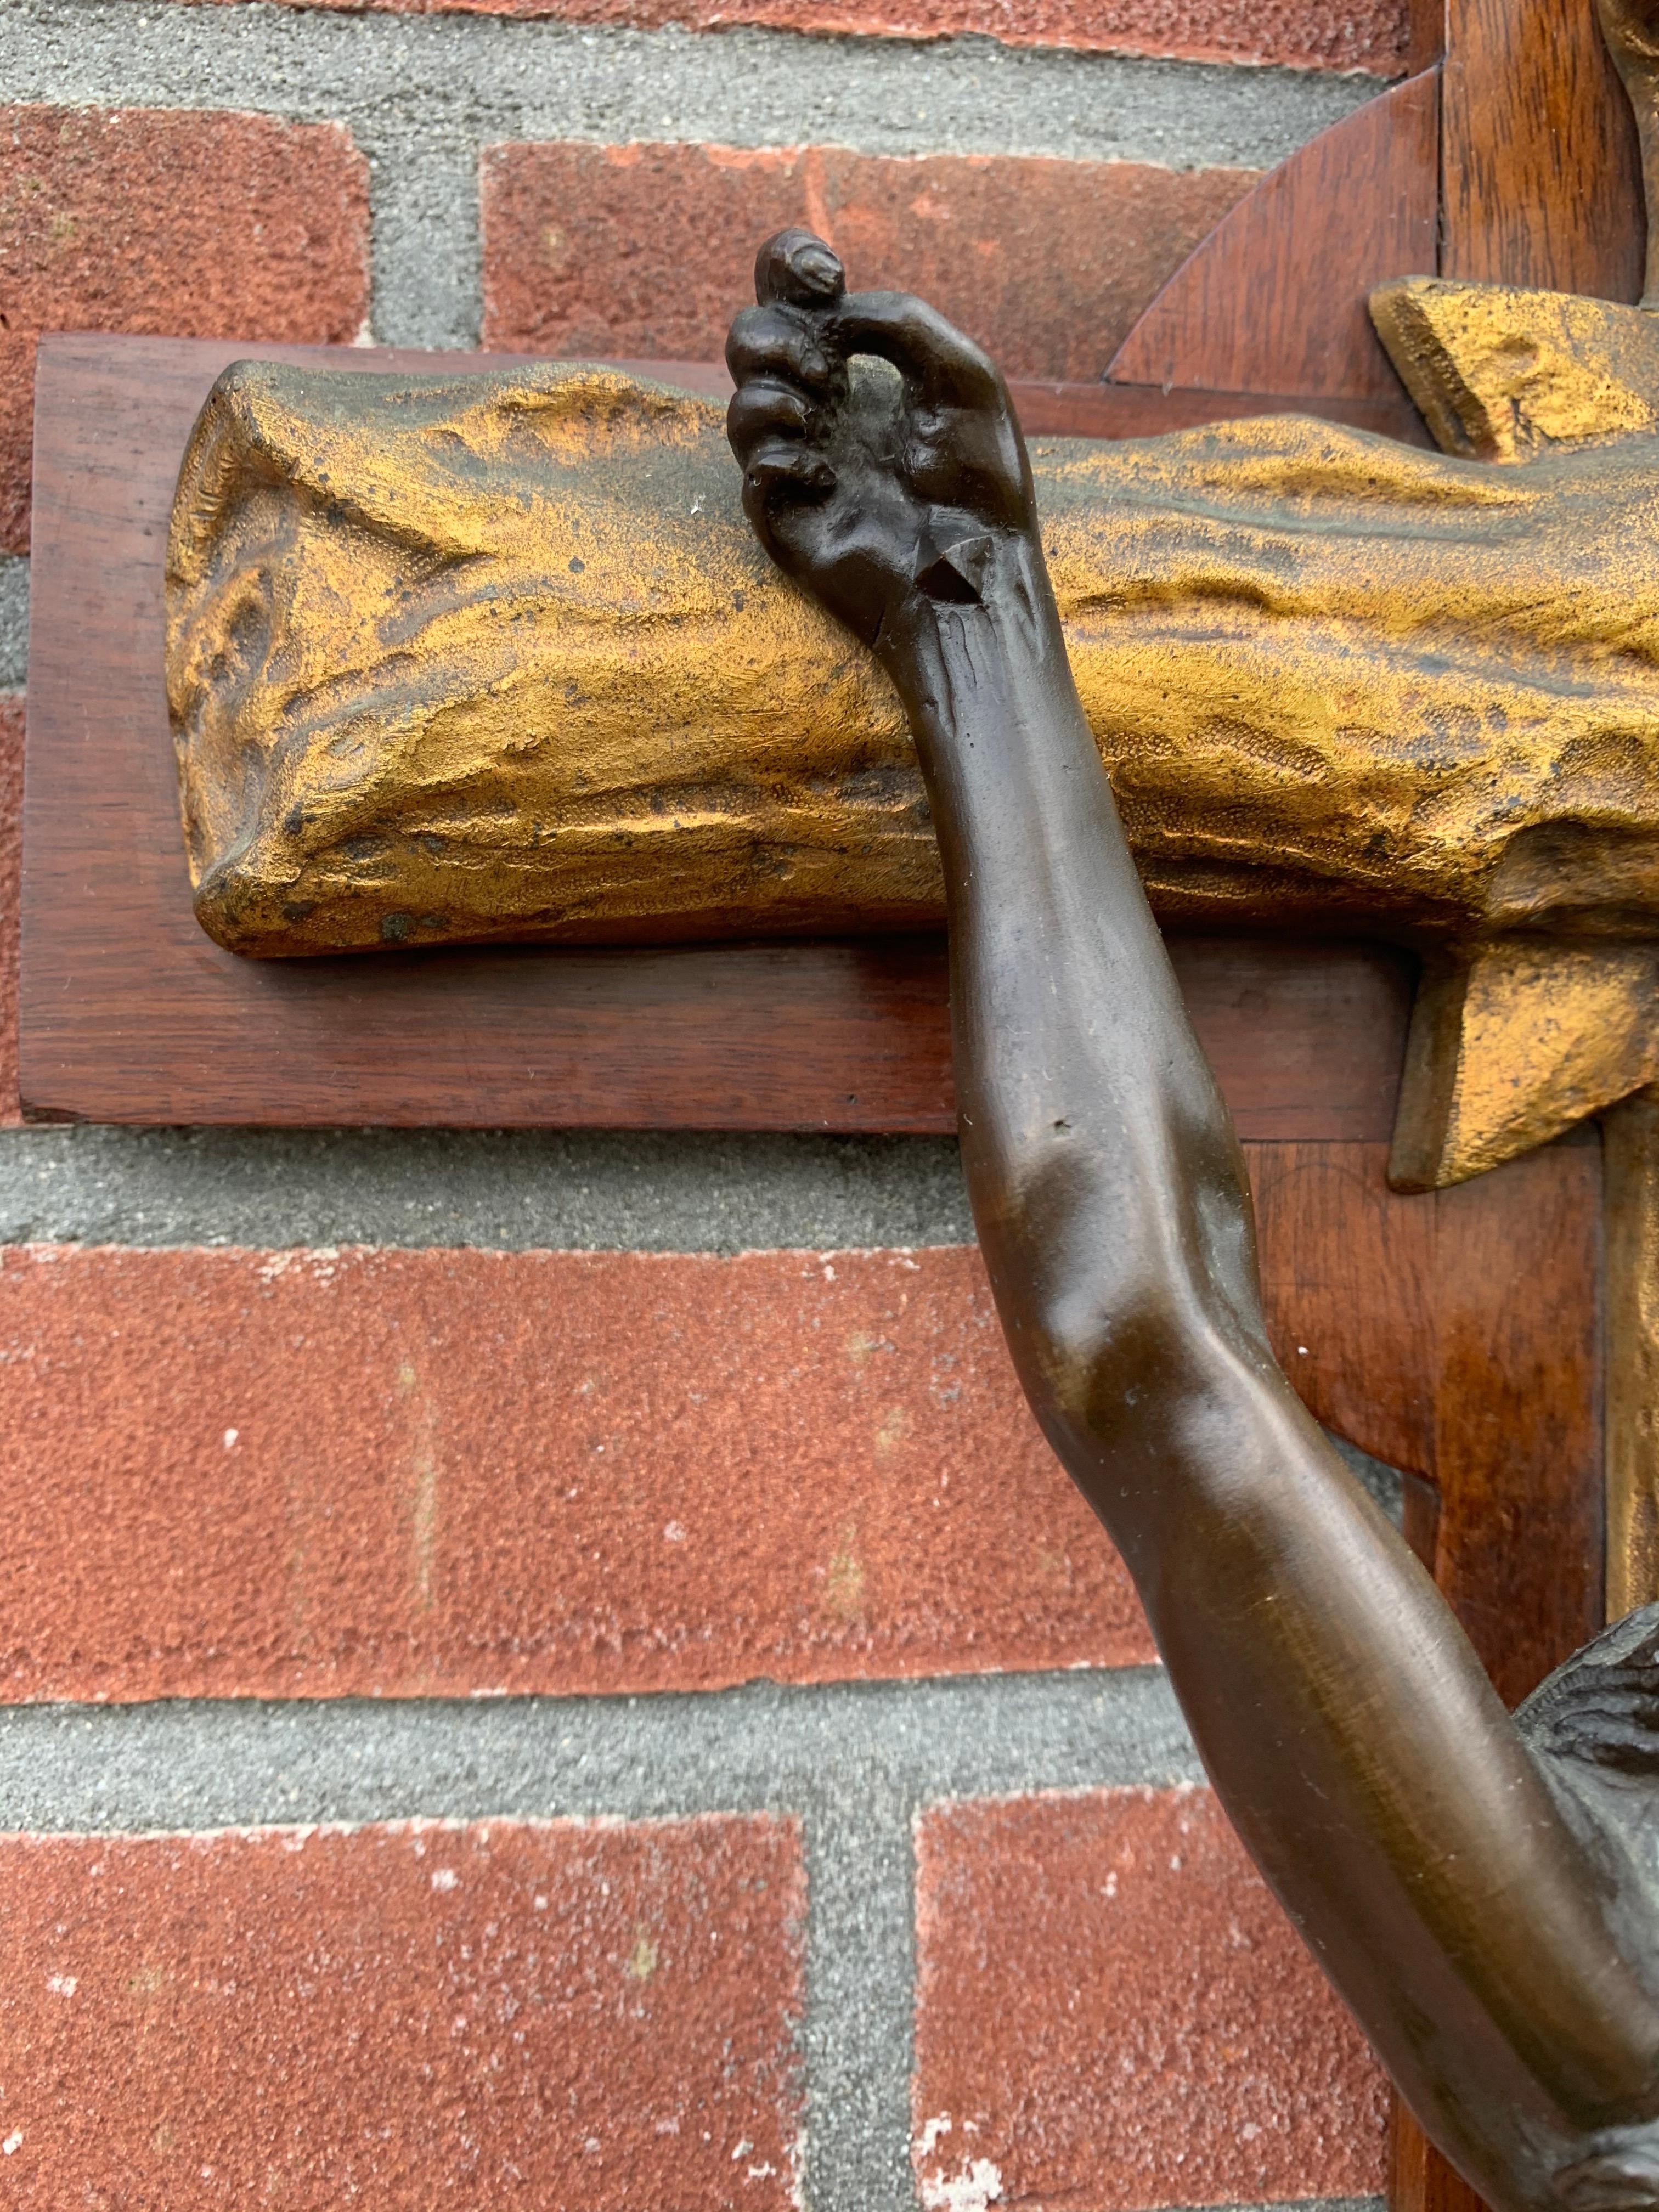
<box><xmin>1248</xmin><ymin>1134</ymin><xmax>1605</xmax><ymax>1708</ymax></box>
<box><xmin>21</xmin><ymin>334</ymin><xmax>1415</xmax><ymax>1131</ymax></box>
<box><xmin>1249</xmin><ymin>1141</ymin><xmax>1437</xmax><ymax>1480</ymax></box>
<box><xmin>1431</xmin><ymin>1138</ymin><xmax>1605</xmax><ymax>1707</ymax></box>
<box><xmin>1443</xmin><ymin>0</ymin><xmax>1645</xmax><ymax>299</ymax></box>
<box><xmin>1406</xmin><ymin>0</ymin><xmax>1447</xmax><ymax>72</ymax></box>
<box><xmin>1604</xmin><ymin>1091</ymin><xmax>1659</xmax><ymax>1620</ymax></box>
<box><xmin>1109</xmin><ymin>71</ymin><xmax>1441</xmax><ymax>401</ymax></box>
<box><xmin>1391</xmin><ymin>2102</ymin><xmax>1490</xmax><ymax>2212</ymax></box>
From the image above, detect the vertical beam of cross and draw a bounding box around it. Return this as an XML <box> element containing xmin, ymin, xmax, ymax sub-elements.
<box><xmin>1442</xmin><ymin>0</ymin><xmax>1645</xmax><ymax>297</ymax></box>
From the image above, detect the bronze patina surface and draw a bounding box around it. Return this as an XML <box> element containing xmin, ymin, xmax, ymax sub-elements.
<box><xmin>168</xmin><ymin>331</ymin><xmax>1659</xmax><ymax>1187</ymax></box>
<box><xmin>726</xmin><ymin>224</ymin><xmax>1659</xmax><ymax>2212</ymax></box>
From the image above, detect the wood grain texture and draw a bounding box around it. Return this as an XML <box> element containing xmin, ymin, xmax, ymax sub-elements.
<box><xmin>1602</xmin><ymin>1088</ymin><xmax>1659</xmax><ymax>1617</ymax></box>
<box><xmin>1432</xmin><ymin>1138</ymin><xmax>1605</xmax><ymax>1705</ymax></box>
<box><xmin>1407</xmin><ymin>0</ymin><xmax>1447</xmax><ymax>72</ymax></box>
<box><xmin>1251</xmin><ymin>1140</ymin><xmax>1437</xmax><ymax>1478</ymax></box>
<box><xmin>1249</xmin><ymin>1135</ymin><xmax>1604</xmax><ymax>1703</ymax></box>
<box><xmin>1391</xmin><ymin>2102</ymin><xmax>1491</xmax><ymax>2212</ymax></box>
<box><xmin>1109</xmin><ymin>70</ymin><xmax>1441</xmax><ymax>399</ymax></box>
<box><xmin>22</xmin><ymin>334</ymin><xmax>1415</xmax><ymax>1131</ymax></box>
<box><xmin>1443</xmin><ymin>0</ymin><xmax>1646</xmax><ymax>298</ymax></box>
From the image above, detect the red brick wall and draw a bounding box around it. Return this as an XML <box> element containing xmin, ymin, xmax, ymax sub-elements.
<box><xmin>480</xmin><ymin>141</ymin><xmax>1253</xmax><ymax>380</ymax></box>
<box><xmin>184</xmin><ymin>0</ymin><xmax>1414</xmax><ymax>72</ymax></box>
<box><xmin>0</xmin><ymin>1816</ymin><xmax>808</xmax><ymax>2206</ymax></box>
<box><xmin>0</xmin><ymin>1242</ymin><xmax>1152</xmax><ymax>1700</ymax></box>
<box><xmin>0</xmin><ymin>19</ymin><xmax>1394</xmax><ymax>2207</ymax></box>
<box><xmin>0</xmin><ymin>108</ymin><xmax>369</xmax><ymax>552</ymax></box>
<box><xmin>915</xmin><ymin>1791</ymin><xmax>1387</xmax><ymax>2209</ymax></box>
<box><xmin>0</xmin><ymin>97</ymin><xmax>1283</xmax><ymax>552</ymax></box>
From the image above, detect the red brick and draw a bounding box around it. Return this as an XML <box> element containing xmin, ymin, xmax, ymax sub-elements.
<box><xmin>913</xmin><ymin>1787</ymin><xmax>1389</xmax><ymax>2210</ymax></box>
<box><xmin>0</xmin><ymin>1813</ymin><xmax>804</xmax><ymax>2208</ymax></box>
<box><xmin>0</xmin><ymin>1243</ymin><xmax>1148</xmax><ymax>1701</ymax></box>
<box><xmin>0</xmin><ymin>108</ymin><xmax>370</xmax><ymax>552</ymax></box>
<box><xmin>0</xmin><ymin>698</ymin><xmax>19</xmax><ymax>1124</ymax></box>
<box><xmin>480</xmin><ymin>142</ymin><xmax>1255</xmax><ymax>381</ymax></box>
<box><xmin>188</xmin><ymin>0</ymin><xmax>1412</xmax><ymax>72</ymax></box>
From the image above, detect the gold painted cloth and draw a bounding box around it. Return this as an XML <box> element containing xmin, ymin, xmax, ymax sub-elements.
<box><xmin>168</xmin><ymin>359</ymin><xmax>1659</xmax><ymax>962</ymax></box>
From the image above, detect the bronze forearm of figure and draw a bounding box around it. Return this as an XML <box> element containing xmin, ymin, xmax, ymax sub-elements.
<box><xmin>727</xmin><ymin>233</ymin><xmax>1659</xmax><ymax>2212</ymax></box>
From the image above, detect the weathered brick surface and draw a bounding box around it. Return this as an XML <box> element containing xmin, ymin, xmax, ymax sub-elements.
<box><xmin>0</xmin><ymin>1243</ymin><xmax>1149</xmax><ymax>1701</ymax></box>
<box><xmin>0</xmin><ymin>699</ymin><xmax>20</xmax><ymax>1124</ymax></box>
<box><xmin>0</xmin><ymin>107</ymin><xmax>370</xmax><ymax>552</ymax></box>
<box><xmin>913</xmin><ymin>1786</ymin><xmax>1389</xmax><ymax>2210</ymax></box>
<box><xmin>191</xmin><ymin>0</ymin><xmax>1413</xmax><ymax>71</ymax></box>
<box><xmin>0</xmin><ymin>1813</ymin><xmax>805</xmax><ymax>2208</ymax></box>
<box><xmin>481</xmin><ymin>142</ymin><xmax>1255</xmax><ymax>381</ymax></box>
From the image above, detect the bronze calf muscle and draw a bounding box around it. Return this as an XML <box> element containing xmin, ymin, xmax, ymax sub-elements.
<box><xmin>727</xmin><ymin>232</ymin><xmax>1659</xmax><ymax>2212</ymax></box>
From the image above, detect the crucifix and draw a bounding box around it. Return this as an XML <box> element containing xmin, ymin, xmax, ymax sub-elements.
<box><xmin>21</xmin><ymin>3</ymin><xmax>1659</xmax><ymax>2209</ymax></box>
